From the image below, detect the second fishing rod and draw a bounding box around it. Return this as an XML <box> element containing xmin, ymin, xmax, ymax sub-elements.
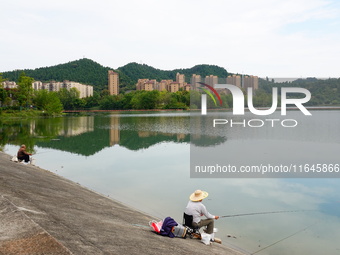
<box><xmin>219</xmin><ymin>209</ymin><xmax>313</xmax><ymax>218</ymax></box>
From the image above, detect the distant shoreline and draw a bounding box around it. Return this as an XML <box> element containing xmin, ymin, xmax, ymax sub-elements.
<box><xmin>63</xmin><ymin>106</ymin><xmax>340</xmax><ymax>113</ymax></box>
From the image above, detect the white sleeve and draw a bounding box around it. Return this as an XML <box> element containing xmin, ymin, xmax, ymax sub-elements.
<box><xmin>200</xmin><ymin>203</ymin><xmax>215</xmax><ymax>219</ymax></box>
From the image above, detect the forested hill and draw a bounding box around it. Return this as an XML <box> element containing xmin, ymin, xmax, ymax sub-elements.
<box><xmin>2</xmin><ymin>59</ymin><xmax>111</xmax><ymax>91</ymax></box>
<box><xmin>118</xmin><ymin>62</ymin><xmax>230</xmax><ymax>83</ymax></box>
<box><xmin>1</xmin><ymin>58</ymin><xmax>230</xmax><ymax>92</ymax></box>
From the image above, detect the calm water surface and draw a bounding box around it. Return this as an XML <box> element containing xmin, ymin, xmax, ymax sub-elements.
<box><xmin>1</xmin><ymin>111</ymin><xmax>340</xmax><ymax>255</ymax></box>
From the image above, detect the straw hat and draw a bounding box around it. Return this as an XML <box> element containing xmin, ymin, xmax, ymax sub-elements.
<box><xmin>190</xmin><ymin>189</ymin><xmax>209</xmax><ymax>201</ymax></box>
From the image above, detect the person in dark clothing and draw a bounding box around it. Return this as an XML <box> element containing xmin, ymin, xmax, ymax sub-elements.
<box><xmin>17</xmin><ymin>144</ymin><xmax>32</xmax><ymax>163</ymax></box>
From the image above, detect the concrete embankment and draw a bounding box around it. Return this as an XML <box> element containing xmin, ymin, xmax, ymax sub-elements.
<box><xmin>0</xmin><ymin>151</ymin><xmax>246</xmax><ymax>255</ymax></box>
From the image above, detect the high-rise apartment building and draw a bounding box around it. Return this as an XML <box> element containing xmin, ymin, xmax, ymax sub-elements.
<box><xmin>244</xmin><ymin>75</ymin><xmax>259</xmax><ymax>90</ymax></box>
<box><xmin>108</xmin><ymin>70</ymin><xmax>119</xmax><ymax>95</ymax></box>
<box><xmin>176</xmin><ymin>73</ymin><xmax>185</xmax><ymax>87</ymax></box>
<box><xmin>226</xmin><ymin>75</ymin><xmax>241</xmax><ymax>88</ymax></box>
<box><xmin>205</xmin><ymin>75</ymin><xmax>218</xmax><ymax>87</ymax></box>
<box><xmin>191</xmin><ymin>74</ymin><xmax>201</xmax><ymax>90</ymax></box>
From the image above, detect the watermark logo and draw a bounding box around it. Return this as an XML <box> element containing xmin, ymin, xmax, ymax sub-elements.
<box><xmin>197</xmin><ymin>82</ymin><xmax>223</xmax><ymax>108</ymax></box>
<box><xmin>200</xmin><ymin>84</ymin><xmax>312</xmax><ymax>116</ymax></box>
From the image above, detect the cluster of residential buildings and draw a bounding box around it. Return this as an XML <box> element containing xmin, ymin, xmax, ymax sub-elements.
<box><xmin>132</xmin><ymin>73</ymin><xmax>259</xmax><ymax>94</ymax></box>
<box><xmin>190</xmin><ymin>74</ymin><xmax>258</xmax><ymax>92</ymax></box>
<box><xmin>2</xmin><ymin>80</ymin><xmax>93</xmax><ymax>98</ymax></box>
<box><xmin>2</xmin><ymin>70</ymin><xmax>259</xmax><ymax>99</ymax></box>
<box><xmin>136</xmin><ymin>73</ymin><xmax>191</xmax><ymax>93</ymax></box>
<box><xmin>108</xmin><ymin>71</ymin><xmax>190</xmax><ymax>95</ymax></box>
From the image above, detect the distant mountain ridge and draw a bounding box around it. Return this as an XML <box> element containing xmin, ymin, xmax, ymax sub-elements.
<box><xmin>2</xmin><ymin>59</ymin><xmax>111</xmax><ymax>91</ymax></box>
<box><xmin>118</xmin><ymin>62</ymin><xmax>230</xmax><ymax>83</ymax></box>
<box><xmin>1</xmin><ymin>58</ymin><xmax>230</xmax><ymax>92</ymax></box>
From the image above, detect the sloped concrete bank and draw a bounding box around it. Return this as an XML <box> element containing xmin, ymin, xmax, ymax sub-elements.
<box><xmin>0</xmin><ymin>152</ymin><xmax>246</xmax><ymax>255</ymax></box>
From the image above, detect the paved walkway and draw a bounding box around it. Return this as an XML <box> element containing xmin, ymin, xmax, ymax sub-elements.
<box><xmin>0</xmin><ymin>152</ymin><xmax>246</xmax><ymax>255</ymax></box>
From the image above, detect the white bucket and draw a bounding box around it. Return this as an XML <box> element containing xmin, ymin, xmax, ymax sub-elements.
<box><xmin>30</xmin><ymin>158</ymin><xmax>36</xmax><ymax>166</ymax></box>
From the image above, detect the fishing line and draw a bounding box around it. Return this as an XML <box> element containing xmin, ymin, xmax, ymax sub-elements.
<box><xmin>33</xmin><ymin>151</ymin><xmax>54</xmax><ymax>155</ymax></box>
<box><xmin>250</xmin><ymin>222</ymin><xmax>316</xmax><ymax>254</ymax></box>
<box><xmin>220</xmin><ymin>209</ymin><xmax>313</xmax><ymax>218</ymax></box>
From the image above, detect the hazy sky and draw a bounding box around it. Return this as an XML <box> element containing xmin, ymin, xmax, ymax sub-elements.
<box><xmin>1</xmin><ymin>0</ymin><xmax>339</xmax><ymax>78</ymax></box>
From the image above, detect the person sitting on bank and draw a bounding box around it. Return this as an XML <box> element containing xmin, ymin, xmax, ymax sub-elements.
<box><xmin>17</xmin><ymin>144</ymin><xmax>32</xmax><ymax>163</ymax></box>
<box><xmin>184</xmin><ymin>189</ymin><xmax>219</xmax><ymax>236</ymax></box>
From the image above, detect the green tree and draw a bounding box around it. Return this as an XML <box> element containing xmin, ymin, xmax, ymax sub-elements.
<box><xmin>0</xmin><ymin>89</ymin><xmax>7</xmax><ymax>105</ymax></box>
<box><xmin>0</xmin><ymin>74</ymin><xmax>8</xmax><ymax>107</ymax></box>
<box><xmin>73</xmin><ymin>98</ymin><xmax>86</xmax><ymax>109</ymax></box>
<box><xmin>99</xmin><ymin>95</ymin><xmax>115</xmax><ymax>110</ymax></box>
<box><xmin>0</xmin><ymin>74</ymin><xmax>5</xmax><ymax>113</ymax></box>
<box><xmin>100</xmin><ymin>89</ymin><xmax>110</xmax><ymax>97</ymax></box>
<box><xmin>57</xmin><ymin>87</ymin><xmax>80</xmax><ymax>110</ymax></box>
<box><xmin>33</xmin><ymin>90</ymin><xmax>63</xmax><ymax>115</ymax></box>
<box><xmin>83</xmin><ymin>92</ymin><xmax>100</xmax><ymax>108</ymax></box>
<box><xmin>0</xmin><ymin>73</ymin><xmax>5</xmax><ymax>88</ymax></box>
<box><xmin>130</xmin><ymin>90</ymin><xmax>160</xmax><ymax>109</ymax></box>
<box><xmin>158</xmin><ymin>91</ymin><xmax>172</xmax><ymax>106</ymax></box>
<box><xmin>121</xmin><ymin>92</ymin><xmax>134</xmax><ymax>109</ymax></box>
<box><xmin>219</xmin><ymin>94</ymin><xmax>229</xmax><ymax>108</ymax></box>
<box><xmin>44</xmin><ymin>94</ymin><xmax>63</xmax><ymax>115</ymax></box>
<box><xmin>250</xmin><ymin>89</ymin><xmax>275</xmax><ymax>107</ymax></box>
<box><xmin>189</xmin><ymin>90</ymin><xmax>201</xmax><ymax>109</ymax></box>
<box><xmin>17</xmin><ymin>72</ymin><xmax>34</xmax><ymax>108</ymax></box>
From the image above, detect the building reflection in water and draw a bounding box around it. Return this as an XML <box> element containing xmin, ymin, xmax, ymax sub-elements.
<box><xmin>0</xmin><ymin>113</ymin><xmax>227</xmax><ymax>155</ymax></box>
<box><xmin>110</xmin><ymin>116</ymin><xmax>120</xmax><ymax>146</ymax></box>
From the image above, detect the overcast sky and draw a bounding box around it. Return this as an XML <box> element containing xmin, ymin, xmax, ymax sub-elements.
<box><xmin>1</xmin><ymin>0</ymin><xmax>339</xmax><ymax>78</ymax></box>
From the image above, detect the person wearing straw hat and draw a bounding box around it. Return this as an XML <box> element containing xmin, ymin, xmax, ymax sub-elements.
<box><xmin>184</xmin><ymin>189</ymin><xmax>219</xmax><ymax>236</ymax></box>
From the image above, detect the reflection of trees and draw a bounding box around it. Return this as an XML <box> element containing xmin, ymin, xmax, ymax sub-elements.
<box><xmin>190</xmin><ymin>135</ymin><xmax>227</xmax><ymax>147</ymax></box>
<box><xmin>189</xmin><ymin>114</ymin><xmax>228</xmax><ymax>147</ymax></box>
<box><xmin>0</xmin><ymin>119</ymin><xmax>41</xmax><ymax>153</ymax></box>
<box><xmin>32</xmin><ymin>118</ymin><xmax>64</xmax><ymax>139</ymax></box>
<box><xmin>1</xmin><ymin>114</ymin><xmax>229</xmax><ymax>156</ymax></box>
<box><xmin>0</xmin><ymin>117</ymin><xmax>93</xmax><ymax>154</ymax></box>
<box><xmin>36</xmin><ymin>115</ymin><xmax>191</xmax><ymax>155</ymax></box>
<box><xmin>36</xmin><ymin>128</ymin><xmax>110</xmax><ymax>156</ymax></box>
<box><xmin>120</xmin><ymin>130</ymin><xmax>190</xmax><ymax>151</ymax></box>
<box><xmin>117</xmin><ymin>114</ymin><xmax>191</xmax><ymax>150</ymax></box>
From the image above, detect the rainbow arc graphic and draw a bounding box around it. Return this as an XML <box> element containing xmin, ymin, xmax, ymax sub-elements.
<box><xmin>197</xmin><ymin>82</ymin><xmax>223</xmax><ymax>106</ymax></box>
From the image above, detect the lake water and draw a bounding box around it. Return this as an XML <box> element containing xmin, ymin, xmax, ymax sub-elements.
<box><xmin>1</xmin><ymin>111</ymin><xmax>340</xmax><ymax>255</ymax></box>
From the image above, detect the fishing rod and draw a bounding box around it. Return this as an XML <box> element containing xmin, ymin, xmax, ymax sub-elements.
<box><xmin>220</xmin><ymin>209</ymin><xmax>313</xmax><ymax>218</ymax></box>
<box><xmin>31</xmin><ymin>150</ymin><xmax>57</xmax><ymax>155</ymax></box>
<box><xmin>250</xmin><ymin>222</ymin><xmax>316</xmax><ymax>254</ymax></box>
<box><xmin>33</xmin><ymin>151</ymin><xmax>52</xmax><ymax>155</ymax></box>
